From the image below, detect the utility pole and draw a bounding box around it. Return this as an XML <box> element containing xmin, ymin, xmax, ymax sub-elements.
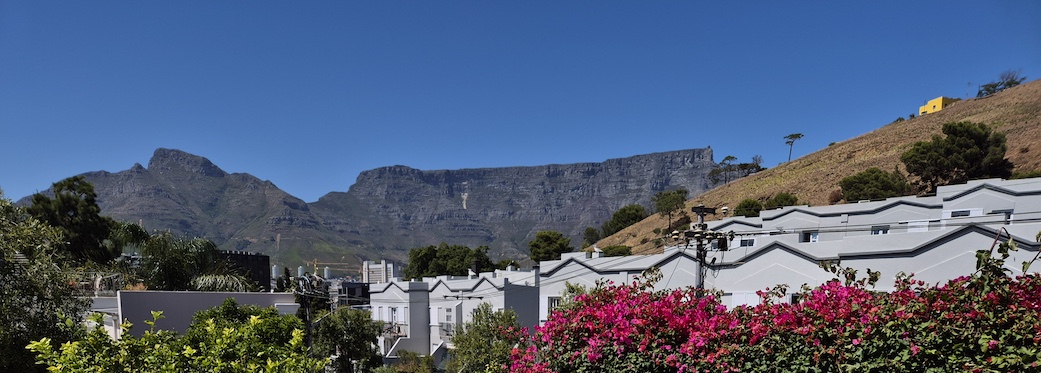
<box><xmin>682</xmin><ymin>205</ymin><xmax>733</xmax><ymax>289</ymax></box>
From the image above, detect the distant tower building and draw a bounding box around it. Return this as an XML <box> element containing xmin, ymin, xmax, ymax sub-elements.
<box><xmin>362</xmin><ymin>260</ymin><xmax>396</xmax><ymax>284</ymax></box>
<box><xmin>218</xmin><ymin>251</ymin><xmax>271</xmax><ymax>291</ymax></box>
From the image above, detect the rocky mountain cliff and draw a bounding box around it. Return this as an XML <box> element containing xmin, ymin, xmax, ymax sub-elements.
<box><xmin>32</xmin><ymin>148</ymin><xmax>719</xmax><ymax>269</ymax></box>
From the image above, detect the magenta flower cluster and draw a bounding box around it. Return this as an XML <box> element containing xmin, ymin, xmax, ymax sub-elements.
<box><xmin>510</xmin><ymin>252</ymin><xmax>1041</xmax><ymax>372</ymax></box>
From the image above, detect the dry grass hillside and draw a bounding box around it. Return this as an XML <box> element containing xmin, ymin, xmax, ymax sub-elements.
<box><xmin>600</xmin><ymin>79</ymin><xmax>1041</xmax><ymax>255</ymax></box>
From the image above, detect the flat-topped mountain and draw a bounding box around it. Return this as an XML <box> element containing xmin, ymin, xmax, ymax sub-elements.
<box><xmin>34</xmin><ymin>147</ymin><xmax>720</xmax><ymax>269</ymax></box>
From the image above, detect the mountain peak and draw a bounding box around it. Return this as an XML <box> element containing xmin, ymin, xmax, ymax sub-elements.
<box><xmin>148</xmin><ymin>148</ymin><xmax>226</xmax><ymax>178</ymax></box>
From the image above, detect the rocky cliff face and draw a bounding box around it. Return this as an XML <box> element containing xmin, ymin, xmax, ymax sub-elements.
<box><xmin>32</xmin><ymin>147</ymin><xmax>718</xmax><ymax>267</ymax></box>
<box><xmin>312</xmin><ymin>148</ymin><xmax>718</xmax><ymax>258</ymax></box>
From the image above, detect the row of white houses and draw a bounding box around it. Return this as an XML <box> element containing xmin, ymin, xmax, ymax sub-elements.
<box><xmin>367</xmin><ymin>177</ymin><xmax>1041</xmax><ymax>365</ymax></box>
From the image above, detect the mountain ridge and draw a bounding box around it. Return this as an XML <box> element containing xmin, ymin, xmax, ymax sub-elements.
<box><xmin>27</xmin><ymin>147</ymin><xmax>721</xmax><ymax>270</ymax></box>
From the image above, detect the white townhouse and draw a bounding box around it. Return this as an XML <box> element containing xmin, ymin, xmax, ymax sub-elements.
<box><xmin>368</xmin><ymin>268</ymin><xmax>538</xmax><ymax>365</ymax></box>
<box><xmin>366</xmin><ymin>177</ymin><xmax>1041</xmax><ymax>363</ymax></box>
<box><xmin>696</xmin><ymin>177</ymin><xmax>1041</xmax><ymax>306</ymax></box>
<box><xmin>537</xmin><ymin>177</ymin><xmax>1041</xmax><ymax>315</ymax></box>
<box><xmin>535</xmin><ymin>249</ymin><xmax>703</xmax><ymax>323</ymax></box>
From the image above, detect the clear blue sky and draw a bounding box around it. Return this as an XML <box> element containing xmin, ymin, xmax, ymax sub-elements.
<box><xmin>2</xmin><ymin>1</ymin><xmax>1039</xmax><ymax>202</ymax></box>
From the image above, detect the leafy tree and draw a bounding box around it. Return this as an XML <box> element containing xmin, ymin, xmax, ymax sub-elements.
<box><xmin>751</xmin><ymin>155</ymin><xmax>764</xmax><ymax>170</ymax></box>
<box><xmin>900</xmin><ymin>121</ymin><xmax>1013</xmax><ymax>193</ymax></box>
<box><xmin>191</xmin><ymin>273</ymin><xmax>259</xmax><ymax>292</ymax></box>
<box><xmin>977</xmin><ymin>70</ymin><xmax>1026</xmax><ymax>97</ymax></box>
<box><xmin>764</xmin><ymin>192</ymin><xmax>799</xmax><ymax>209</ymax></box>
<box><xmin>839</xmin><ymin>167</ymin><xmax>911</xmax><ymax>202</ymax></box>
<box><xmin>496</xmin><ymin>259</ymin><xmax>520</xmax><ymax>269</ymax></box>
<box><xmin>447</xmin><ymin>303</ymin><xmax>525</xmax><ymax>373</ymax></box>
<box><xmin>186</xmin><ymin>298</ymin><xmax>304</xmax><ymax>352</ymax></box>
<box><xmin>529</xmin><ymin>230</ymin><xmax>574</xmax><ymax>262</ymax></box>
<box><xmin>707</xmin><ymin>167</ymin><xmax>725</xmax><ymax>185</ymax></box>
<box><xmin>26</xmin><ymin>176</ymin><xmax>119</xmax><ymax>264</ymax></box>
<box><xmin>784</xmin><ymin>133</ymin><xmax>804</xmax><ymax>162</ymax></box>
<box><xmin>710</xmin><ymin>156</ymin><xmax>765</xmax><ymax>184</ymax></box>
<box><xmin>582</xmin><ymin>226</ymin><xmax>601</xmax><ymax>248</ymax></box>
<box><xmin>29</xmin><ymin>303</ymin><xmax>327</xmax><ymax>372</ymax></box>
<box><xmin>733</xmin><ymin>199</ymin><xmax>764</xmax><ymax>218</ymax></box>
<box><xmin>719</xmin><ymin>155</ymin><xmax>738</xmax><ymax>183</ymax></box>
<box><xmin>403</xmin><ymin>243</ymin><xmax>495</xmax><ymax>280</ymax></box>
<box><xmin>601</xmin><ymin>204</ymin><xmax>648</xmax><ymax>238</ymax></box>
<box><xmin>312</xmin><ymin>307</ymin><xmax>383</xmax><ymax>373</ymax></box>
<box><xmin>138</xmin><ymin>232</ymin><xmax>253</xmax><ymax>291</ymax></box>
<box><xmin>653</xmin><ymin>188</ymin><xmax>688</xmax><ymax>230</ymax></box>
<box><xmin>601</xmin><ymin>245</ymin><xmax>632</xmax><ymax>257</ymax></box>
<box><xmin>1</xmin><ymin>192</ymin><xmax>89</xmax><ymax>373</ymax></box>
<box><xmin>391</xmin><ymin>350</ymin><xmax>434</xmax><ymax>373</ymax></box>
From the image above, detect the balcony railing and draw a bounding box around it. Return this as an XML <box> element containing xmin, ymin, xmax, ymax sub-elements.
<box><xmin>382</xmin><ymin>323</ymin><xmax>406</xmax><ymax>338</ymax></box>
<box><xmin>439</xmin><ymin>322</ymin><xmax>455</xmax><ymax>337</ymax></box>
<box><xmin>68</xmin><ymin>272</ymin><xmax>122</xmax><ymax>297</ymax></box>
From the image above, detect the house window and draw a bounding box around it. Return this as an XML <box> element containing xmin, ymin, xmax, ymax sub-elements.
<box><xmin>871</xmin><ymin>225</ymin><xmax>890</xmax><ymax>235</ymax></box>
<box><xmin>789</xmin><ymin>294</ymin><xmax>801</xmax><ymax>304</ymax></box>
<box><xmin>907</xmin><ymin>220</ymin><xmax>929</xmax><ymax>233</ymax></box>
<box><xmin>800</xmin><ymin>231</ymin><xmax>818</xmax><ymax>243</ymax></box>
<box><xmin>548</xmin><ymin>296</ymin><xmax>561</xmax><ymax>311</ymax></box>
<box><xmin>951</xmin><ymin>210</ymin><xmax>971</xmax><ymax>218</ymax></box>
<box><xmin>446</xmin><ymin>308</ymin><xmax>453</xmax><ymax>323</ymax></box>
<box><xmin>739</xmin><ymin>238</ymin><xmax>755</xmax><ymax>247</ymax></box>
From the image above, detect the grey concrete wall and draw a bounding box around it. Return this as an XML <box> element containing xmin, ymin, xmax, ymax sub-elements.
<box><xmin>118</xmin><ymin>291</ymin><xmax>296</xmax><ymax>337</ymax></box>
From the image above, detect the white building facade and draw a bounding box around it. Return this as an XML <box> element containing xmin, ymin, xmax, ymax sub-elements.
<box><xmin>366</xmin><ymin>177</ymin><xmax>1041</xmax><ymax>362</ymax></box>
<box><xmin>367</xmin><ymin>268</ymin><xmax>539</xmax><ymax>366</ymax></box>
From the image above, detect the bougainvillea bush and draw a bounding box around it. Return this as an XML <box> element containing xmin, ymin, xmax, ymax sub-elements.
<box><xmin>510</xmin><ymin>239</ymin><xmax>1041</xmax><ymax>373</ymax></box>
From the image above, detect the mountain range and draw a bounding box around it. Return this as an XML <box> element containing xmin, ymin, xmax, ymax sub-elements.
<box><xmin>30</xmin><ymin>147</ymin><xmax>721</xmax><ymax>270</ymax></box>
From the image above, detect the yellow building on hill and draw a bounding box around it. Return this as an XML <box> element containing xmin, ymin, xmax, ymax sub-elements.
<box><xmin>919</xmin><ymin>96</ymin><xmax>960</xmax><ymax>115</ymax></box>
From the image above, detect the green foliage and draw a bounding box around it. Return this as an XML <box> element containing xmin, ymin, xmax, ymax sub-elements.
<box><xmin>733</xmin><ymin>198</ymin><xmax>764</xmax><ymax>217</ymax></box>
<box><xmin>513</xmin><ymin>235</ymin><xmax>1041</xmax><ymax>373</ymax></box>
<box><xmin>529</xmin><ymin>230</ymin><xmax>574</xmax><ymax>262</ymax></box>
<box><xmin>447</xmin><ymin>303</ymin><xmax>525</xmax><ymax>373</ymax></box>
<box><xmin>191</xmin><ymin>273</ymin><xmax>259</xmax><ymax>292</ymax></box>
<box><xmin>1</xmin><ymin>192</ymin><xmax>89</xmax><ymax>373</ymax></box>
<box><xmin>653</xmin><ymin>188</ymin><xmax>688</xmax><ymax>229</ymax></box>
<box><xmin>1012</xmin><ymin>170</ymin><xmax>1041</xmax><ymax>180</ymax></box>
<box><xmin>26</xmin><ymin>176</ymin><xmax>119</xmax><ymax>264</ymax></box>
<box><xmin>839</xmin><ymin>167</ymin><xmax>911</xmax><ymax>202</ymax></box>
<box><xmin>496</xmin><ymin>259</ymin><xmax>520</xmax><ymax>270</ymax></box>
<box><xmin>601</xmin><ymin>245</ymin><xmax>632</xmax><ymax>257</ymax></box>
<box><xmin>582</xmin><ymin>226</ymin><xmax>602</xmax><ymax>248</ymax></box>
<box><xmin>403</xmin><ymin>243</ymin><xmax>495</xmax><ymax>280</ymax></box>
<box><xmin>312</xmin><ymin>307</ymin><xmax>383</xmax><ymax>373</ymax></box>
<box><xmin>708</xmin><ymin>156</ymin><xmax>765</xmax><ymax>184</ymax></box>
<box><xmin>139</xmin><ymin>232</ymin><xmax>250</xmax><ymax>291</ymax></box>
<box><xmin>977</xmin><ymin>69</ymin><xmax>1026</xmax><ymax>97</ymax></box>
<box><xmin>900</xmin><ymin>121</ymin><xmax>1014</xmax><ymax>193</ymax></box>
<box><xmin>391</xmin><ymin>350</ymin><xmax>434</xmax><ymax>373</ymax></box>
<box><xmin>601</xmin><ymin>204</ymin><xmax>648</xmax><ymax>238</ymax></box>
<box><xmin>763</xmin><ymin>192</ymin><xmax>799</xmax><ymax>209</ymax></box>
<box><xmin>29</xmin><ymin>304</ymin><xmax>327</xmax><ymax>372</ymax></box>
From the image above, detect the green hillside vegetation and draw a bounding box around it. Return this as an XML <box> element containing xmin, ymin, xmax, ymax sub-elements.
<box><xmin>600</xmin><ymin>78</ymin><xmax>1041</xmax><ymax>254</ymax></box>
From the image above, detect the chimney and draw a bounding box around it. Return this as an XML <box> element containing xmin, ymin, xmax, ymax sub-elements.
<box><xmin>533</xmin><ymin>265</ymin><xmax>540</xmax><ymax>287</ymax></box>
